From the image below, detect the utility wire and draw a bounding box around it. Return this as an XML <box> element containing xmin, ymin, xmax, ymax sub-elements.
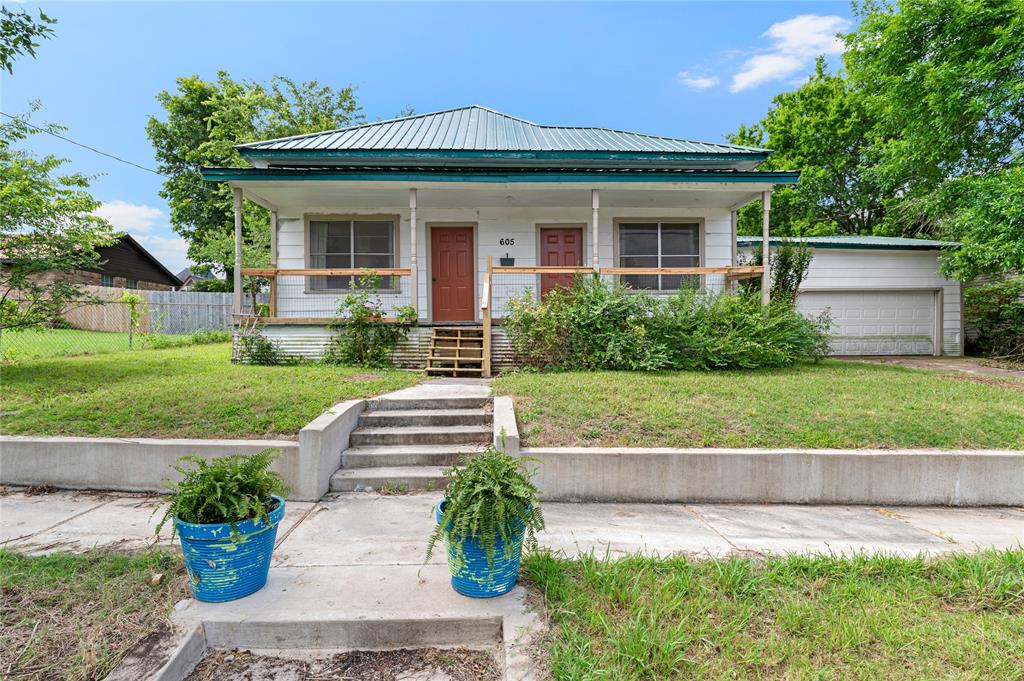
<box><xmin>0</xmin><ymin>110</ymin><xmax>167</xmax><ymax>177</ymax></box>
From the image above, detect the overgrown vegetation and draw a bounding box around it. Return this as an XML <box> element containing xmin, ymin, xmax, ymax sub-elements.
<box><xmin>740</xmin><ymin>239</ymin><xmax>814</xmax><ymax>302</ymax></box>
<box><xmin>494</xmin><ymin>360</ymin><xmax>1024</xmax><ymax>449</ymax></box>
<box><xmin>156</xmin><ymin>449</ymin><xmax>287</xmax><ymax>533</ymax></box>
<box><xmin>427</xmin><ymin>448</ymin><xmax>544</xmax><ymax>569</ymax></box>
<box><xmin>323</xmin><ymin>274</ymin><xmax>417</xmax><ymax>368</ymax></box>
<box><xmin>0</xmin><ymin>343</ymin><xmax>420</xmax><ymax>438</ymax></box>
<box><xmin>236</xmin><ymin>328</ymin><xmax>285</xmax><ymax>365</ymax></box>
<box><xmin>965</xmin><ymin>278</ymin><xmax>1024</xmax><ymax>361</ymax></box>
<box><xmin>0</xmin><ymin>548</ymin><xmax>186</xmax><ymax>681</ymax></box>
<box><xmin>504</xmin><ymin>276</ymin><xmax>829</xmax><ymax>371</ymax></box>
<box><xmin>524</xmin><ymin>550</ymin><xmax>1024</xmax><ymax>680</ymax></box>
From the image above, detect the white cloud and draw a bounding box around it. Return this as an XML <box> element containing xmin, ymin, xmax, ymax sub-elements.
<box><xmin>133</xmin><ymin>234</ymin><xmax>190</xmax><ymax>275</ymax></box>
<box><xmin>730</xmin><ymin>14</ymin><xmax>851</xmax><ymax>93</ymax></box>
<box><xmin>677</xmin><ymin>70</ymin><xmax>719</xmax><ymax>90</ymax></box>
<box><xmin>731</xmin><ymin>54</ymin><xmax>805</xmax><ymax>93</ymax></box>
<box><xmin>764</xmin><ymin>14</ymin><xmax>850</xmax><ymax>58</ymax></box>
<box><xmin>93</xmin><ymin>200</ymin><xmax>165</xmax><ymax>232</ymax></box>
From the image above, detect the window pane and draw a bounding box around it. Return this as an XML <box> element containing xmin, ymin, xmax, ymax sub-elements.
<box><xmin>325</xmin><ymin>253</ymin><xmax>352</xmax><ymax>268</ymax></box>
<box><xmin>326</xmin><ymin>221</ymin><xmax>350</xmax><ymax>238</ymax></box>
<box><xmin>618</xmin><ymin>224</ymin><xmax>658</xmax><ymax>256</ymax></box>
<box><xmin>354</xmin><ymin>221</ymin><xmax>393</xmax><ymax>255</ymax></box>
<box><xmin>326</xmin><ymin>236</ymin><xmax>349</xmax><ymax>254</ymax></box>
<box><xmin>354</xmin><ymin>253</ymin><xmax>392</xmax><ymax>269</ymax></box>
<box><xmin>661</xmin><ymin>255</ymin><xmax>699</xmax><ymax>268</ymax></box>
<box><xmin>661</xmin><ymin>224</ymin><xmax>699</xmax><ymax>257</ymax></box>
<box><xmin>619</xmin><ymin>256</ymin><xmax>658</xmax><ymax>269</ymax></box>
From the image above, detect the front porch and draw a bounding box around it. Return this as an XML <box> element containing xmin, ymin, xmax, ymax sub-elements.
<box><xmin>229</xmin><ymin>182</ymin><xmax>771</xmax><ymax>374</ymax></box>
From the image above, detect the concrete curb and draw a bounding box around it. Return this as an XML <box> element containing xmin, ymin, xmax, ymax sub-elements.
<box><xmin>492</xmin><ymin>396</ymin><xmax>519</xmax><ymax>454</ymax></box>
<box><xmin>524</xmin><ymin>447</ymin><xmax>1024</xmax><ymax>506</ymax></box>
<box><xmin>102</xmin><ymin>623</ymin><xmax>206</xmax><ymax>681</ymax></box>
<box><xmin>1</xmin><ymin>400</ymin><xmax>367</xmax><ymax>502</ymax></box>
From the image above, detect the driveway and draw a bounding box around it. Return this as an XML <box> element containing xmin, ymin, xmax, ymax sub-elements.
<box><xmin>843</xmin><ymin>355</ymin><xmax>1024</xmax><ymax>379</ymax></box>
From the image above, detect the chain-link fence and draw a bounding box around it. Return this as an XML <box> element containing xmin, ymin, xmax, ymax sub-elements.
<box><xmin>1</xmin><ymin>287</ymin><xmax>240</xmax><ymax>361</ymax></box>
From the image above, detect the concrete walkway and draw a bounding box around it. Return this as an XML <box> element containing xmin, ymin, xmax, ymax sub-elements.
<box><xmin>3</xmin><ymin>488</ymin><xmax>1022</xmax><ymax>558</ymax></box>
<box><xmin>848</xmin><ymin>355</ymin><xmax>1024</xmax><ymax>379</ymax></box>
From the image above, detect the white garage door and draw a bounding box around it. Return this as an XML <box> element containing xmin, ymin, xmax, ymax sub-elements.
<box><xmin>797</xmin><ymin>290</ymin><xmax>936</xmax><ymax>355</ymax></box>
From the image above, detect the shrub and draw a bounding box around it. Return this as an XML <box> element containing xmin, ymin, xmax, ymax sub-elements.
<box><xmin>741</xmin><ymin>238</ymin><xmax>814</xmax><ymax>302</ymax></box>
<box><xmin>155</xmin><ymin>449</ymin><xmax>288</xmax><ymax>535</ymax></box>
<box><xmin>965</xmin><ymin>278</ymin><xmax>1024</xmax><ymax>360</ymax></box>
<box><xmin>237</xmin><ymin>330</ymin><xmax>284</xmax><ymax>365</ymax></box>
<box><xmin>323</xmin><ymin>273</ymin><xmax>417</xmax><ymax>368</ymax></box>
<box><xmin>426</xmin><ymin>448</ymin><xmax>544</xmax><ymax>568</ymax></box>
<box><xmin>503</xmin><ymin>277</ymin><xmax>831</xmax><ymax>372</ymax></box>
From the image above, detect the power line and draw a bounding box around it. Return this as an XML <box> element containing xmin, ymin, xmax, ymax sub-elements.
<box><xmin>0</xmin><ymin>110</ymin><xmax>167</xmax><ymax>177</ymax></box>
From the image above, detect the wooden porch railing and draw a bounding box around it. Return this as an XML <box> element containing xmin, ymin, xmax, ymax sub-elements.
<box><xmin>239</xmin><ymin>267</ymin><xmax>412</xmax><ymax>324</ymax></box>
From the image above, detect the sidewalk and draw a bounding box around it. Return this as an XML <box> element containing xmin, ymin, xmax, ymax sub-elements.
<box><xmin>3</xmin><ymin>488</ymin><xmax>1022</xmax><ymax>558</ymax></box>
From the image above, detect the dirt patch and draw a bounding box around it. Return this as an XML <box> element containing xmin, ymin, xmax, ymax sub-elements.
<box><xmin>187</xmin><ymin>647</ymin><xmax>500</xmax><ymax>681</ymax></box>
<box><xmin>347</xmin><ymin>373</ymin><xmax>383</xmax><ymax>382</ymax></box>
<box><xmin>944</xmin><ymin>373</ymin><xmax>1024</xmax><ymax>391</ymax></box>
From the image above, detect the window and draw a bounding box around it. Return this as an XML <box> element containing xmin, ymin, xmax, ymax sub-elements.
<box><xmin>617</xmin><ymin>221</ymin><xmax>700</xmax><ymax>291</ymax></box>
<box><xmin>100</xmin><ymin>274</ymin><xmax>114</xmax><ymax>287</ymax></box>
<box><xmin>125</xmin><ymin>279</ymin><xmax>138</xmax><ymax>289</ymax></box>
<box><xmin>308</xmin><ymin>219</ymin><xmax>396</xmax><ymax>290</ymax></box>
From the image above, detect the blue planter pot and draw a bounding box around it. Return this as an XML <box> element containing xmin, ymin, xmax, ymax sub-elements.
<box><xmin>175</xmin><ymin>495</ymin><xmax>285</xmax><ymax>603</ymax></box>
<box><xmin>435</xmin><ymin>500</ymin><xmax>522</xmax><ymax>598</ymax></box>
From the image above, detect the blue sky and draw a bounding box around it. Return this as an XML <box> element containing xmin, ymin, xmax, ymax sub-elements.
<box><xmin>2</xmin><ymin>1</ymin><xmax>851</xmax><ymax>274</ymax></box>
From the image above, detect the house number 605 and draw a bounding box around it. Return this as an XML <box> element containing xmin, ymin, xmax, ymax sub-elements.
<box><xmin>499</xmin><ymin>238</ymin><xmax>515</xmax><ymax>246</ymax></box>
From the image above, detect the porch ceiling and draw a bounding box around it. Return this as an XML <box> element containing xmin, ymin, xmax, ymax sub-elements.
<box><xmin>233</xmin><ymin>181</ymin><xmax>766</xmax><ymax>212</ymax></box>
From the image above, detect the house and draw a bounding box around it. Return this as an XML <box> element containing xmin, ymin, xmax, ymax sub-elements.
<box><xmin>738</xmin><ymin>236</ymin><xmax>963</xmax><ymax>357</ymax></box>
<box><xmin>21</xmin><ymin>234</ymin><xmax>182</xmax><ymax>291</ymax></box>
<box><xmin>202</xmin><ymin>105</ymin><xmax>959</xmax><ymax>371</ymax></box>
<box><xmin>176</xmin><ymin>267</ymin><xmax>219</xmax><ymax>290</ymax></box>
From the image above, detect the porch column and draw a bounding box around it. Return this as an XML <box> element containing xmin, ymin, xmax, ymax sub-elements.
<box><xmin>269</xmin><ymin>210</ymin><xmax>278</xmax><ymax>317</ymax></box>
<box><xmin>591</xmin><ymin>189</ymin><xmax>600</xmax><ymax>269</ymax></box>
<box><xmin>232</xmin><ymin>187</ymin><xmax>243</xmax><ymax>315</ymax></box>
<box><xmin>761</xmin><ymin>189</ymin><xmax>772</xmax><ymax>306</ymax></box>
<box><xmin>728</xmin><ymin>209</ymin><xmax>738</xmax><ymax>293</ymax></box>
<box><xmin>409</xmin><ymin>188</ymin><xmax>419</xmax><ymax>318</ymax></box>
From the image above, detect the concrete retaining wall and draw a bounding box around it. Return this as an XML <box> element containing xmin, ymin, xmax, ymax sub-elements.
<box><xmin>525</xmin><ymin>448</ymin><xmax>1024</xmax><ymax>506</ymax></box>
<box><xmin>0</xmin><ymin>401</ymin><xmax>365</xmax><ymax>502</ymax></box>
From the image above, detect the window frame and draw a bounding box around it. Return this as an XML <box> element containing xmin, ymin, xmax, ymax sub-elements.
<box><xmin>303</xmin><ymin>214</ymin><xmax>402</xmax><ymax>294</ymax></box>
<box><xmin>125</xmin><ymin>278</ymin><xmax>138</xmax><ymax>290</ymax></box>
<box><xmin>613</xmin><ymin>217</ymin><xmax>705</xmax><ymax>292</ymax></box>
<box><xmin>100</xmin><ymin>274</ymin><xmax>114</xmax><ymax>287</ymax></box>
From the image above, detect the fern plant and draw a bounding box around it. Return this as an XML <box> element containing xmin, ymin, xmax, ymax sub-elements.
<box><xmin>156</xmin><ymin>449</ymin><xmax>288</xmax><ymax>537</ymax></box>
<box><xmin>426</xmin><ymin>448</ymin><xmax>544</xmax><ymax>568</ymax></box>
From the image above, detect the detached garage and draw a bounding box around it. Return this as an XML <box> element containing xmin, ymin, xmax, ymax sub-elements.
<box><xmin>737</xmin><ymin>236</ymin><xmax>963</xmax><ymax>357</ymax></box>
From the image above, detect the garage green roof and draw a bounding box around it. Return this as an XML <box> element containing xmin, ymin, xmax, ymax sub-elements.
<box><xmin>737</xmin><ymin>235</ymin><xmax>960</xmax><ymax>251</ymax></box>
<box><xmin>236</xmin><ymin>106</ymin><xmax>772</xmax><ymax>170</ymax></box>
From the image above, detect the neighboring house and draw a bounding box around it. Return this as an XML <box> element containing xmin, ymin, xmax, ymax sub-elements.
<box><xmin>738</xmin><ymin>236</ymin><xmax>963</xmax><ymax>357</ymax></box>
<box><xmin>201</xmin><ymin>105</ymin><xmax>960</xmax><ymax>369</ymax></box>
<box><xmin>22</xmin><ymin>234</ymin><xmax>182</xmax><ymax>291</ymax></box>
<box><xmin>176</xmin><ymin>268</ymin><xmax>219</xmax><ymax>290</ymax></box>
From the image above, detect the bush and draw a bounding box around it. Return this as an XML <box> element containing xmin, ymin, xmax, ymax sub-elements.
<box><xmin>965</xmin><ymin>278</ymin><xmax>1024</xmax><ymax>360</ymax></box>
<box><xmin>142</xmin><ymin>328</ymin><xmax>232</xmax><ymax>349</ymax></box>
<box><xmin>323</xmin><ymin>273</ymin><xmax>417</xmax><ymax>368</ymax></box>
<box><xmin>503</xmin><ymin>276</ymin><xmax>831</xmax><ymax>371</ymax></box>
<box><xmin>155</xmin><ymin>449</ymin><xmax>288</xmax><ymax>534</ymax></box>
<box><xmin>426</xmin><ymin>448</ymin><xmax>544</xmax><ymax>569</ymax></box>
<box><xmin>237</xmin><ymin>330</ymin><xmax>284</xmax><ymax>365</ymax></box>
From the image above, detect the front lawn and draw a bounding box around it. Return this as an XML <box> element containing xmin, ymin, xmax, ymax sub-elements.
<box><xmin>524</xmin><ymin>550</ymin><xmax>1024</xmax><ymax>680</ymax></box>
<box><xmin>0</xmin><ymin>343</ymin><xmax>421</xmax><ymax>439</ymax></box>
<box><xmin>0</xmin><ymin>328</ymin><xmax>225</xmax><ymax>360</ymax></box>
<box><xmin>0</xmin><ymin>549</ymin><xmax>186</xmax><ymax>681</ymax></box>
<box><xmin>494</xmin><ymin>360</ymin><xmax>1024</xmax><ymax>449</ymax></box>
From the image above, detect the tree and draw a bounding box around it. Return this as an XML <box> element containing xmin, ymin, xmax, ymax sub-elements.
<box><xmin>729</xmin><ymin>59</ymin><xmax>883</xmax><ymax>237</ymax></box>
<box><xmin>1</xmin><ymin>107</ymin><xmax>118</xmax><ymax>332</ymax></box>
<box><xmin>0</xmin><ymin>6</ymin><xmax>56</xmax><ymax>74</ymax></box>
<box><xmin>844</xmin><ymin>0</ymin><xmax>1024</xmax><ymax>276</ymax></box>
<box><xmin>147</xmin><ymin>73</ymin><xmax>362</xmax><ymax>278</ymax></box>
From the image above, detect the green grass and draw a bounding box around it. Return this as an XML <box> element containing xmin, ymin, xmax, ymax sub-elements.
<box><xmin>0</xmin><ymin>328</ymin><xmax>227</xmax><ymax>360</ymax></box>
<box><xmin>0</xmin><ymin>343</ymin><xmax>421</xmax><ymax>439</ymax></box>
<box><xmin>0</xmin><ymin>549</ymin><xmax>187</xmax><ymax>681</ymax></box>
<box><xmin>524</xmin><ymin>550</ymin><xmax>1024</xmax><ymax>681</ymax></box>
<box><xmin>493</xmin><ymin>360</ymin><xmax>1024</xmax><ymax>449</ymax></box>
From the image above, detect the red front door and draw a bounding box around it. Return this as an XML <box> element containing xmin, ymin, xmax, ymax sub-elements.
<box><xmin>431</xmin><ymin>227</ymin><xmax>475</xmax><ymax>322</ymax></box>
<box><xmin>540</xmin><ymin>227</ymin><xmax>584</xmax><ymax>296</ymax></box>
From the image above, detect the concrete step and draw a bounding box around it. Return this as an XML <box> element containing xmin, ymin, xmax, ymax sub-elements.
<box><xmin>350</xmin><ymin>425</ymin><xmax>491</xmax><ymax>447</ymax></box>
<box><xmin>342</xmin><ymin>444</ymin><xmax>486</xmax><ymax>468</ymax></box>
<box><xmin>329</xmin><ymin>466</ymin><xmax>450</xmax><ymax>492</ymax></box>
<box><xmin>358</xmin><ymin>408</ymin><xmax>492</xmax><ymax>428</ymax></box>
<box><xmin>367</xmin><ymin>396</ymin><xmax>492</xmax><ymax>411</ymax></box>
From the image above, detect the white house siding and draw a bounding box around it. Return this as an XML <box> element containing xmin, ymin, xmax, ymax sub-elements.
<box><xmin>745</xmin><ymin>247</ymin><xmax>962</xmax><ymax>356</ymax></box>
<box><xmin>273</xmin><ymin>204</ymin><xmax>734</xmax><ymax>324</ymax></box>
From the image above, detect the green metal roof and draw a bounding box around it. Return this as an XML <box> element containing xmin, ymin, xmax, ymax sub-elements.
<box><xmin>235</xmin><ymin>106</ymin><xmax>772</xmax><ymax>171</ymax></box>
<box><xmin>736</xmin><ymin>235</ymin><xmax>960</xmax><ymax>250</ymax></box>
